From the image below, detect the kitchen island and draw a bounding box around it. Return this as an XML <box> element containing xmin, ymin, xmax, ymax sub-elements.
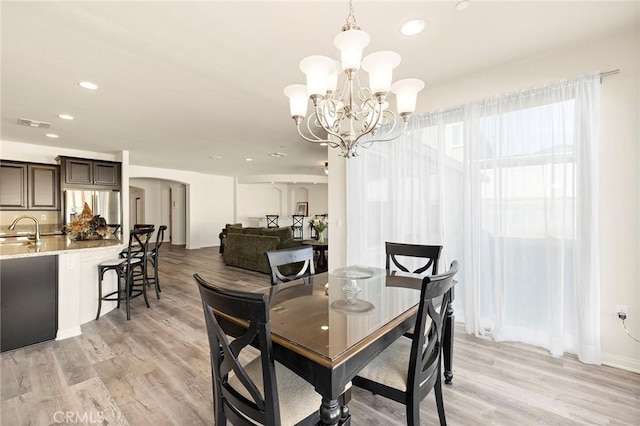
<box><xmin>1</xmin><ymin>235</ymin><xmax>123</xmax><ymax>351</ymax></box>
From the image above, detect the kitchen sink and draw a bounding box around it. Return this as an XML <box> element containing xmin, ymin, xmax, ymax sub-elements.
<box><xmin>0</xmin><ymin>237</ymin><xmax>33</xmax><ymax>246</ymax></box>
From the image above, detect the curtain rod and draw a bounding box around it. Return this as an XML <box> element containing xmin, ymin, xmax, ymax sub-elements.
<box><xmin>600</xmin><ymin>69</ymin><xmax>620</xmax><ymax>81</ymax></box>
<box><xmin>600</xmin><ymin>69</ymin><xmax>620</xmax><ymax>77</ymax></box>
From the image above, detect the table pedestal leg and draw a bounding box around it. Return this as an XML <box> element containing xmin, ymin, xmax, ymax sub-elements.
<box><xmin>319</xmin><ymin>397</ymin><xmax>341</xmax><ymax>426</ymax></box>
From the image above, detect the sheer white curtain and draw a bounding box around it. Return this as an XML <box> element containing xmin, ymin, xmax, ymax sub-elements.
<box><xmin>463</xmin><ymin>75</ymin><xmax>601</xmax><ymax>363</ymax></box>
<box><xmin>346</xmin><ymin>75</ymin><xmax>601</xmax><ymax>363</ymax></box>
<box><xmin>346</xmin><ymin>110</ymin><xmax>464</xmax><ymax>274</ymax></box>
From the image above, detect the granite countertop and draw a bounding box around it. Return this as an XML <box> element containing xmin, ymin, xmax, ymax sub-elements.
<box><xmin>0</xmin><ymin>223</ymin><xmax>65</xmax><ymax>238</ymax></box>
<box><xmin>0</xmin><ymin>235</ymin><xmax>123</xmax><ymax>259</ymax></box>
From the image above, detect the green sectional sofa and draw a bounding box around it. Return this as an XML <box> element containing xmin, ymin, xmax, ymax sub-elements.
<box><xmin>222</xmin><ymin>225</ymin><xmax>303</xmax><ymax>274</ymax></box>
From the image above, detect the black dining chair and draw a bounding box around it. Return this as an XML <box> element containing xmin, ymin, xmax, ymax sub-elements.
<box><xmin>96</xmin><ymin>227</ymin><xmax>155</xmax><ymax>320</ymax></box>
<box><xmin>290</xmin><ymin>215</ymin><xmax>304</xmax><ymax>240</ymax></box>
<box><xmin>265</xmin><ymin>246</ymin><xmax>315</xmax><ymax>286</ymax></box>
<box><xmin>193</xmin><ymin>274</ymin><xmax>321</xmax><ymax>425</ymax></box>
<box><xmin>386</xmin><ymin>242</ymin><xmax>443</xmax><ymax>274</ymax></box>
<box><xmin>266</xmin><ymin>215</ymin><xmax>279</xmax><ymax>228</ymax></box>
<box><xmin>352</xmin><ymin>261</ymin><xmax>459</xmax><ymax>426</ymax></box>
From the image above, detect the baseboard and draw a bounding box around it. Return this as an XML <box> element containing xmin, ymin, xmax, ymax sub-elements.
<box><xmin>601</xmin><ymin>352</ymin><xmax>640</xmax><ymax>374</ymax></box>
<box><xmin>56</xmin><ymin>326</ymin><xmax>82</xmax><ymax>341</ymax></box>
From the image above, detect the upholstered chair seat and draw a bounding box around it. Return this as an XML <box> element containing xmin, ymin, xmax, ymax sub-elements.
<box><xmin>228</xmin><ymin>358</ymin><xmax>322</xmax><ymax>425</ymax></box>
<box><xmin>357</xmin><ymin>336</ymin><xmax>411</xmax><ymax>392</ymax></box>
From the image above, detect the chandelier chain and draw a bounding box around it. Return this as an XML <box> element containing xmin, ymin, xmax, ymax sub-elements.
<box><xmin>346</xmin><ymin>0</ymin><xmax>357</xmax><ymax>25</ymax></box>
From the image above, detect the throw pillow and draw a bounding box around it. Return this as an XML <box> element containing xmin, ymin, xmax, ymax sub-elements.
<box><xmin>225</xmin><ymin>223</ymin><xmax>242</xmax><ymax>231</ymax></box>
<box><xmin>262</xmin><ymin>227</ymin><xmax>293</xmax><ymax>242</ymax></box>
<box><xmin>227</xmin><ymin>227</ymin><xmax>243</xmax><ymax>234</ymax></box>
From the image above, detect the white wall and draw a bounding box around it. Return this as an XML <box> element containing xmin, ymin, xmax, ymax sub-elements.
<box><xmin>330</xmin><ymin>26</ymin><xmax>639</xmax><ymax>371</ymax></box>
<box><xmin>301</xmin><ymin>183</ymin><xmax>329</xmax><ymax>217</ymax></box>
<box><xmin>236</xmin><ymin>181</ymin><xmax>328</xmax><ymax>227</ymax></box>
<box><xmin>129</xmin><ymin>165</ymin><xmax>234</xmax><ymax>249</ymax></box>
<box><xmin>236</xmin><ymin>182</ymin><xmax>284</xmax><ymax>220</ymax></box>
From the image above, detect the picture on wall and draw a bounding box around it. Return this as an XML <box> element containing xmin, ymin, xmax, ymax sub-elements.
<box><xmin>296</xmin><ymin>202</ymin><xmax>308</xmax><ymax>216</ymax></box>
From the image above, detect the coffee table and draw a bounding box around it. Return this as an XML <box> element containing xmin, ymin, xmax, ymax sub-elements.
<box><xmin>302</xmin><ymin>239</ymin><xmax>328</xmax><ymax>272</ymax></box>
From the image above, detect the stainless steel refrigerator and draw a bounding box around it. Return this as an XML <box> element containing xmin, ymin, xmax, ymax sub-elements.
<box><xmin>64</xmin><ymin>190</ymin><xmax>121</xmax><ymax>227</ymax></box>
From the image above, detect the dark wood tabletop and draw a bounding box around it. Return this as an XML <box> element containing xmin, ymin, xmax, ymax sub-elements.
<box><xmin>218</xmin><ymin>266</ymin><xmax>456</xmax><ymax>425</ymax></box>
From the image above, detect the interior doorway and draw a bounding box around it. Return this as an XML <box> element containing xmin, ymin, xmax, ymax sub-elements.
<box><xmin>128</xmin><ymin>178</ymin><xmax>186</xmax><ymax>245</ymax></box>
<box><xmin>129</xmin><ymin>186</ymin><xmax>145</xmax><ymax>225</ymax></box>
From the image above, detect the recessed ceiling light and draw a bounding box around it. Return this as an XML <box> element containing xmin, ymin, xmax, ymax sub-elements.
<box><xmin>456</xmin><ymin>0</ymin><xmax>470</xmax><ymax>11</ymax></box>
<box><xmin>46</xmin><ymin>133</ymin><xmax>59</xmax><ymax>138</ymax></box>
<box><xmin>320</xmin><ymin>142</ymin><xmax>328</xmax><ymax>147</ymax></box>
<box><xmin>209</xmin><ymin>155</ymin><xmax>223</xmax><ymax>160</ymax></box>
<box><xmin>400</xmin><ymin>19</ymin><xmax>425</xmax><ymax>36</ymax></box>
<box><xmin>78</xmin><ymin>81</ymin><xmax>98</xmax><ymax>90</ymax></box>
<box><xmin>58</xmin><ymin>114</ymin><xmax>74</xmax><ymax>120</ymax></box>
<box><xmin>320</xmin><ymin>325</ymin><xmax>329</xmax><ymax>331</ymax></box>
<box><xmin>245</xmin><ymin>158</ymin><xmax>253</xmax><ymax>162</ymax></box>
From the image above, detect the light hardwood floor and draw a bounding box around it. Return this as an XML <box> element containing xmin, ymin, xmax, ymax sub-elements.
<box><xmin>1</xmin><ymin>244</ymin><xmax>638</xmax><ymax>425</ymax></box>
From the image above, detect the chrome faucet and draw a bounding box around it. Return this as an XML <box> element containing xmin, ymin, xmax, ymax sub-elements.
<box><xmin>8</xmin><ymin>215</ymin><xmax>41</xmax><ymax>246</ymax></box>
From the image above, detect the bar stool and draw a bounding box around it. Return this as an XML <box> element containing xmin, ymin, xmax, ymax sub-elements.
<box><xmin>96</xmin><ymin>227</ymin><xmax>154</xmax><ymax>321</ymax></box>
<box><xmin>118</xmin><ymin>224</ymin><xmax>155</xmax><ymax>290</ymax></box>
<box><xmin>145</xmin><ymin>225</ymin><xmax>167</xmax><ymax>299</ymax></box>
<box><xmin>291</xmin><ymin>215</ymin><xmax>304</xmax><ymax>240</ymax></box>
<box><xmin>266</xmin><ymin>215</ymin><xmax>279</xmax><ymax>228</ymax></box>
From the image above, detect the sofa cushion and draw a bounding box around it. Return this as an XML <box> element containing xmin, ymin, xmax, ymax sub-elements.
<box><xmin>262</xmin><ymin>227</ymin><xmax>293</xmax><ymax>242</ymax></box>
<box><xmin>244</xmin><ymin>227</ymin><xmax>264</xmax><ymax>235</ymax></box>
<box><xmin>227</xmin><ymin>226</ymin><xmax>244</xmax><ymax>234</ymax></box>
<box><xmin>278</xmin><ymin>239</ymin><xmax>304</xmax><ymax>250</ymax></box>
<box><xmin>223</xmin><ymin>233</ymin><xmax>280</xmax><ymax>273</ymax></box>
<box><xmin>225</xmin><ymin>223</ymin><xmax>243</xmax><ymax>231</ymax></box>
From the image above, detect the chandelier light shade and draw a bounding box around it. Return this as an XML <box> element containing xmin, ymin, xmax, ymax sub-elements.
<box><xmin>284</xmin><ymin>0</ymin><xmax>424</xmax><ymax>158</ymax></box>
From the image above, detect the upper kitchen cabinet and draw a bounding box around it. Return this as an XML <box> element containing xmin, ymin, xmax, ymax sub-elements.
<box><xmin>0</xmin><ymin>161</ymin><xmax>60</xmax><ymax>210</ymax></box>
<box><xmin>57</xmin><ymin>156</ymin><xmax>120</xmax><ymax>189</ymax></box>
<box><xmin>0</xmin><ymin>161</ymin><xmax>27</xmax><ymax>209</ymax></box>
<box><xmin>29</xmin><ymin>164</ymin><xmax>60</xmax><ymax>210</ymax></box>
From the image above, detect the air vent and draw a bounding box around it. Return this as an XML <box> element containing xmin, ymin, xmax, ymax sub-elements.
<box><xmin>17</xmin><ymin>118</ymin><xmax>51</xmax><ymax>129</ymax></box>
<box><xmin>268</xmin><ymin>152</ymin><xmax>288</xmax><ymax>158</ymax></box>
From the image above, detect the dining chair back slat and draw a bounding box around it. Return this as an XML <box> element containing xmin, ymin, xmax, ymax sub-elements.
<box><xmin>265</xmin><ymin>246</ymin><xmax>315</xmax><ymax>286</ymax></box>
<box><xmin>385</xmin><ymin>242</ymin><xmax>443</xmax><ymax>275</ymax></box>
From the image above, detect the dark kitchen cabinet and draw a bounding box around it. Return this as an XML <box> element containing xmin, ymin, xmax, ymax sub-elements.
<box><xmin>1</xmin><ymin>255</ymin><xmax>58</xmax><ymax>352</ymax></box>
<box><xmin>58</xmin><ymin>156</ymin><xmax>120</xmax><ymax>189</ymax></box>
<box><xmin>0</xmin><ymin>161</ymin><xmax>59</xmax><ymax>210</ymax></box>
<box><xmin>0</xmin><ymin>161</ymin><xmax>27</xmax><ymax>209</ymax></box>
<box><xmin>29</xmin><ymin>164</ymin><xmax>60</xmax><ymax>210</ymax></box>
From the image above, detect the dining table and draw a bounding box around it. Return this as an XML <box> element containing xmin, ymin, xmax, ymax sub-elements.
<box><xmin>217</xmin><ymin>265</ymin><xmax>455</xmax><ymax>426</ymax></box>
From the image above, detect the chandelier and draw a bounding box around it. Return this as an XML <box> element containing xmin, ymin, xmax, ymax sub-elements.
<box><xmin>284</xmin><ymin>0</ymin><xmax>424</xmax><ymax>158</ymax></box>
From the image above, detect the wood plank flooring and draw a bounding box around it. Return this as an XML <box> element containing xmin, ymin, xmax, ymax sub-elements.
<box><xmin>2</xmin><ymin>244</ymin><xmax>639</xmax><ymax>425</ymax></box>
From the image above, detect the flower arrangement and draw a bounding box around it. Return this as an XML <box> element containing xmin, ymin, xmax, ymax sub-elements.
<box><xmin>65</xmin><ymin>202</ymin><xmax>111</xmax><ymax>240</ymax></box>
<box><xmin>309</xmin><ymin>217</ymin><xmax>328</xmax><ymax>241</ymax></box>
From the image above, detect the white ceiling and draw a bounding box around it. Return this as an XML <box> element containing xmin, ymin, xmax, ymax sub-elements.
<box><xmin>2</xmin><ymin>1</ymin><xmax>638</xmax><ymax>177</ymax></box>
